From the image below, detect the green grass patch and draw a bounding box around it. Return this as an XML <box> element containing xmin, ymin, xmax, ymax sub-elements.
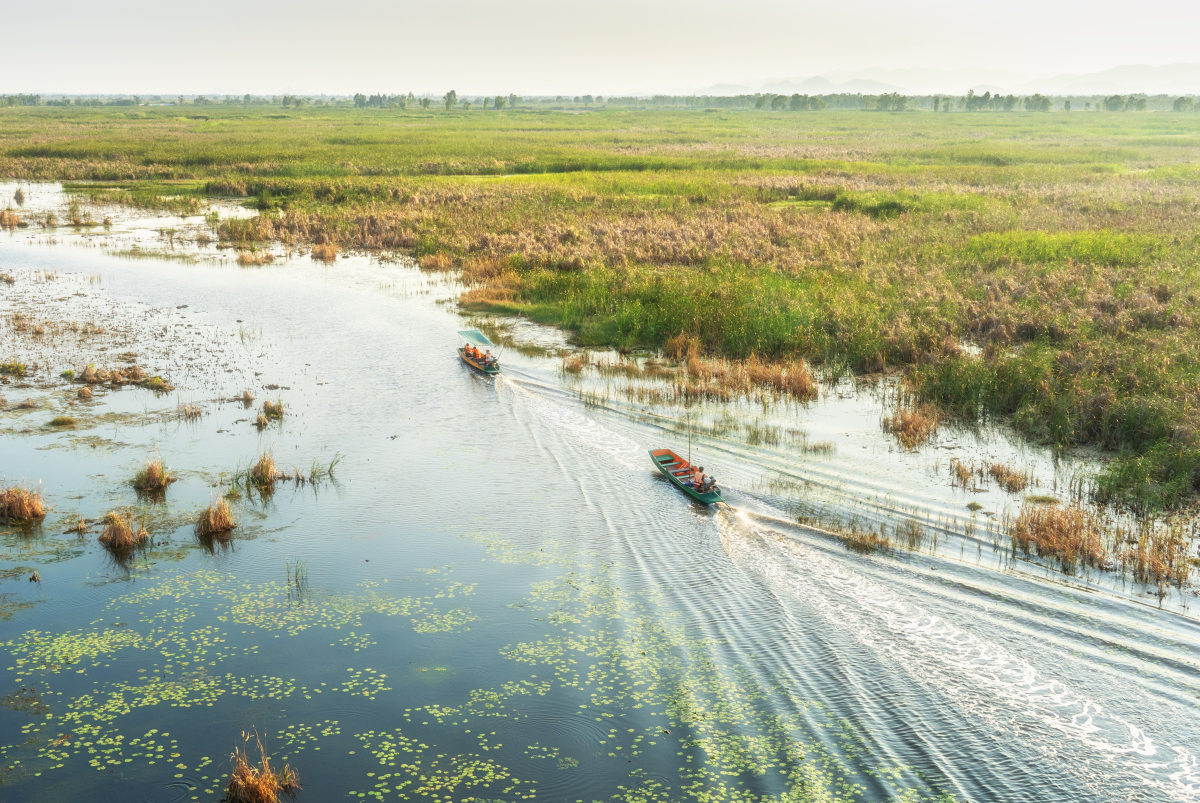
<box><xmin>966</xmin><ymin>230</ymin><xmax>1161</xmax><ymax>266</ymax></box>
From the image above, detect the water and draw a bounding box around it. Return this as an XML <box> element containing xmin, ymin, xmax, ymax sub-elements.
<box><xmin>1</xmin><ymin>186</ymin><xmax>1199</xmax><ymax>802</ymax></box>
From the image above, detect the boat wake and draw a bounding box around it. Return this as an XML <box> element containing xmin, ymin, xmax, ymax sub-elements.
<box><xmin>717</xmin><ymin>508</ymin><xmax>1200</xmax><ymax>803</ymax></box>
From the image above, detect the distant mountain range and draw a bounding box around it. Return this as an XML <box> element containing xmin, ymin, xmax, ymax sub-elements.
<box><xmin>701</xmin><ymin>64</ymin><xmax>1200</xmax><ymax>96</ymax></box>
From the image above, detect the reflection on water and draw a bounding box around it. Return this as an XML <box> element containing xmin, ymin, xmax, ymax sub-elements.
<box><xmin>0</xmin><ymin>184</ymin><xmax>1198</xmax><ymax>803</ymax></box>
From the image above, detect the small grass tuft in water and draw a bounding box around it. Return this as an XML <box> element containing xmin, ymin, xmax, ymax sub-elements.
<box><xmin>250</xmin><ymin>452</ymin><xmax>280</xmax><ymax>488</ymax></box>
<box><xmin>240</xmin><ymin>389</ymin><xmax>255</xmax><ymax>404</ymax></box>
<box><xmin>77</xmin><ymin>386</ymin><xmax>93</xmax><ymax>400</ymax></box>
<box><xmin>1025</xmin><ymin>494</ymin><xmax>1059</xmax><ymax>505</ymax></box>
<box><xmin>311</xmin><ymin>242</ymin><xmax>338</xmax><ymax>261</ymax></box>
<box><xmin>262</xmin><ymin>399</ymin><xmax>283</xmax><ymax>420</ymax></box>
<box><xmin>1007</xmin><ymin>504</ymin><xmax>1103</xmax><ymax>574</ymax></box>
<box><xmin>98</xmin><ymin>510</ymin><xmax>148</xmax><ymax>552</ymax></box>
<box><xmin>0</xmin><ymin>360</ymin><xmax>26</xmax><ymax>376</ymax></box>
<box><xmin>0</xmin><ymin>484</ymin><xmax>46</xmax><ymax>520</ymax></box>
<box><xmin>225</xmin><ymin>731</ymin><xmax>299</xmax><ymax>803</ymax></box>
<box><xmin>882</xmin><ymin>402</ymin><xmax>940</xmax><ymax>449</ymax></box>
<box><xmin>988</xmin><ymin>462</ymin><xmax>1030</xmax><ymax>493</ymax></box>
<box><xmin>133</xmin><ymin>458</ymin><xmax>175</xmax><ymax>492</ymax></box>
<box><xmin>196</xmin><ymin>496</ymin><xmax>237</xmax><ymax>537</ymax></box>
<box><xmin>48</xmin><ymin>416</ymin><xmax>77</xmax><ymax>428</ymax></box>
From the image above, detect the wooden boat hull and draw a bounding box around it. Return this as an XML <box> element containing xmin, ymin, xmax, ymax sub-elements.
<box><xmin>649</xmin><ymin>448</ymin><xmax>723</xmax><ymax>505</ymax></box>
<box><xmin>459</xmin><ymin>347</ymin><xmax>500</xmax><ymax>375</ymax></box>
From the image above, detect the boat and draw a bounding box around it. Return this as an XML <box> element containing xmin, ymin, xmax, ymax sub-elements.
<box><xmin>458</xmin><ymin>329</ymin><xmax>501</xmax><ymax>375</ymax></box>
<box><xmin>649</xmin><ymin>448</ymin><xmax>723</xmax><ymax>505</ymax></box>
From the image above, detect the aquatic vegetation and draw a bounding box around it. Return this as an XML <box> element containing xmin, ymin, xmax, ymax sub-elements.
<box><xmin>194</xmin><ymin>496</ymin><xmax>236</xmax><ymax>535</ymax></box>
<box><xmin>48</xmin><ymin>415</ymin><xmax>77</xmax><ymax>428</ymax></box>
<box><xmin>226</xmin><ymin>731</ymin><xmax>299</xmax><ymax>803</ymax></box>
<box><xmin>310</xmin><ymin>241</ymin><xmax>338</xmax><ymax>261</ymax></box>
<box><xmin>178</xmin><ymin>402</ymin><xmax>202</xmax><ymax>420</ymax></box>
<box><xmin>1007</xmin><ymin>504</ymin><xmax>1104</xmax><ymax>574</ymax></box>
<box><xmin>262</xmin><ymin>399</ymin><xmax>284</xmax><ymax>420</ymax></box>
<box><xmin>76</xmin><ymin>386</ymin><xmax>92</xmax><ymax>399</ymax></box>
<box><xmin>251</xmin><ymin>453</ymin><xmax>280</xmax><ymax>488</ymax></box>
<box><xmin>133</xmin><ymin>458</ymin><xmax>175</xmax><ymax>492</ymax></box>
<box><xmin>241</xmin><ymin>389</ymin><xmax>256</xmax><ymax>403</ymax></box>
<box><xmin>987</xmin><ymin>462</ymin><xmax>1030</xmax><ymax>493</ymax></box>
<box><xmin>15</xmin><ymin>399</ymin><xmax>36</xmax><ymax>409</ymax></box>
<box><xmin>97</xmin><ymin>510</ymin><xmax>149</xmax><ymax>552</ymax></box>
<box><xmin>237</xmin><ymin>251</ymin><xmax>274</xmax><ymax>267</ymax></box>
<box><xmin>0</xmin><ymin>360</ymin><xmax>26</xmax><ymax>376</ymax></box>
<box><xmin>882</xmin><ymin>402</ymin><xmax>940</xmax><ymax>449</ymax></box>
<box><xmin>0</xmin><ymin>484</ymin><xmax>46</xmax><ymax>520</ymax></box>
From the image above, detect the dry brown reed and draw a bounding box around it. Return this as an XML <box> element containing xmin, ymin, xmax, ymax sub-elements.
<box><xmin>1008</xmin><ymin>504</ymin><xmax>1104</xmax><ymax>574</ymax></box>
<box><xmin>418</xmin><ymin>253</ymin><xmax>453</xmax><ymax>270</ymax></box>
<box><xmin>133</xmin><ymin>458</ymin><xmax>175</xmax><ymax>492</ymax></box>
<box><xmin>0</xmin><ymin>210</ymin><xmax>20</xmax><ymax>228</ymax></box>
<box><xmin>988</xmin><ymin>462</ymin><xmax>1030</xmax><ymax>493</ymax></box>
<box><xmin>310</xmin><ymin>242</ymin><xmax>338</xmax><ymax>261</ymax></box>
<box><xmin>77</xmin><ymin>386</ymin><xmax>92</xmax><ymax>399</ymax></box>
<box><xmin>237</xmin><ymin>251</ymin><xmax>273</xmax><ymax>267</ymax></box>
<box><xmin>0</xmin><ymin>484</ymin><xmax>45</xmax><ymax>520</ymax></box>
<box><xmin>241</xmin><ymin>389</ymin><xmax>255</xmax><ymax>404</ymax></box>
<box><xmin>196</xmin><ymin>497</ymin><xmax>236</xmax><ymax>537</ymax></box>
<box><xmin>950</xmin><ymin>459</ymin><xmax>972</xmax><ymax>488</ymax></box>
<box><xmin>98</xmin><ymin>510</ymin><xmax>148</xmax><ymax>551</ymax></box>
<box><xmin>251</xmin><ymin>453</ymin><xmax>280</xmax><ymax>488</ymax></box>
<box><xmin>844</xmin><ymin>526</ymin><xmax>891</xmax><ymax>554</ymax></box>
<box><xmin>16</xmin><ymin>399</ymin><xmax>36</xmax><ymax>409</ymax></box>
<box><xmin>179</xmin><ymin>403</ymin><xmax>202</xmax><ymax>420</ymax></box>
<box><xmin>225</xmin><ymin>731</ymin><xmax>299</xmax><ymax>803</ymax></box>
<box><xmin>262</xmin><ymin>399</ymin><xmax>283</xmax><ymax>419</ymax></box>
<box><xmin>882</xmin><ymin>403</ymin><xmax>940</xmax><ymax>449</ymax></box>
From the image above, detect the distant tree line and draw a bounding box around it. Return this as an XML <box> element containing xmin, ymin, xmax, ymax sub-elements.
<box><xmin>5</xmin><ymin>91</ymin><xmax>1198</xmax><ymax>112</ymax></box>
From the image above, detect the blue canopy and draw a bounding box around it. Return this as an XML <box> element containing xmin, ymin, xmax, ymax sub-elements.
<box><xmin>458</xmin><ymin>329</ymin><xmax>496</xmax><ymax>348</ymax></box>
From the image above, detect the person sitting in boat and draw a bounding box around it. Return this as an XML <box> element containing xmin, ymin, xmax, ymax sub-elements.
<box><xmin>484</xmin><ymin>349</ymin><xmax>494</xmax><ymax>366</ymax></box>
<box><xmin>695</xmin><ymin>468</ymin><xmax>715</xmax><ymax>493</ymax></box>
<box><xmin>466</xmin><ymin>344</ymin><xmax>479</xmax><ymax>360</ymax></box>
<box><xmin>688</xmin><ymin>466</ymin><xmax>704</xmax><ymax>488</ymax></box>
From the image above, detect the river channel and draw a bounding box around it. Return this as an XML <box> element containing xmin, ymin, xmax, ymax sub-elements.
<box><xmin>1</xmin><ymin>185</ymin><xmax>1198</xmax><ymax>803</ymax></box>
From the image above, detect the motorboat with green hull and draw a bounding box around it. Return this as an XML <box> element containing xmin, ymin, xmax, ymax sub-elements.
<box><xmin>649</xmin><ymin>448</ymin><xmax>723</xmax><ymax>505</ymax></box>
<box><xmin>458</xmin><ymin>329</ymin><xmax>500</xmax><ymax>375</ymax></box>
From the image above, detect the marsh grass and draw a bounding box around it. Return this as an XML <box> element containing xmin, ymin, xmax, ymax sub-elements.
<box><xmin>1007</xmin><ymin>504</ymin><xmax>1104</xmax><ymax>574</ymax></box>
<box><xmin>0</xmin><ymin>484</ymin><xmax>45</xmax><ymax>520</ymax></box>
<box><xmin>310</xmin><ymin>242</ymin><xmax>338</xmax><ymax>261</ymax></box>
<box><xmin>225</xmin><ymin>731</ymin><xmax>299</xmax><ymax>803</ymax></box>
<box><xmin>262</xmin><ymin>399</ymin><xmax>283</xmax><ymax>420</ymax></box>
<box><xmin>77</xmin><ymin>386</ymin><xmax>92</xmax><ymax>400</ymax></box>
<box><xmin>882</xmin><ymin>402</ymin><xmax>940</xmax><ymax>449</ymax></box>
<box><xmin>196</xmin><ymin>497</ymin><xmax>236</xmax><ymax>537</ymax></box>
<box><xmin>98</xmin><ymin>510</ymin><xmax>149</xmax><ymax>552</ymax></box>
<box><xmin>988</xmin><ymin>462</ymin><xmax>1030</xmax><ymax>493</ymax></box>
<box><xmin>48</xmin><ymin>416</ymin><xmax>77</xmax><ymax>428</ymax></box>
<box><xmin>7</xmin><ymin>106</ymin><xmax>1200</xmax><ymax>508</ymax></box>
<box><xmin>133</xmin><ymin>458</ymin><xmax>175</xmax><ymax>493</ymax></box>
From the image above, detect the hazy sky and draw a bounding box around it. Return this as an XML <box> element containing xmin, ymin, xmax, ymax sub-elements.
<box><xmin>9</xmin><ymin>0</ymin><xmax>1200</xmax><ymax>95</ymax></box>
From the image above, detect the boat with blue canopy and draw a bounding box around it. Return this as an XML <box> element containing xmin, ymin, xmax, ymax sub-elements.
<box><xmin>458</xmin><ymin>329</ymin><xmax>501</xmax><ymax>375</ymax></box>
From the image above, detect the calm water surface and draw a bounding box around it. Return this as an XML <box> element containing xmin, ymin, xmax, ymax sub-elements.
<box><xmin>1</xmin><ymin>190</ymin><xmax>1198</xmax><ymax>803</ymax></box>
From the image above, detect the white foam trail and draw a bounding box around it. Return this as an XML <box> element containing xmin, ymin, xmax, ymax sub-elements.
<box><xmin>499</xmin><ymin>377</ymin><xmax>645</xmax><ymax>472</ymax></box>
<box><xmin>719</xmin><ymin>511</ymin><xmax>1200</xmax><ymax>802</ymax></box>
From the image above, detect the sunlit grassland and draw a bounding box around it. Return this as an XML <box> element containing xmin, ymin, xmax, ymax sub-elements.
<box><xmin>3</xmin><ymin>105</ymin><xmax>1200</xmax><ymax>510</ymax></box>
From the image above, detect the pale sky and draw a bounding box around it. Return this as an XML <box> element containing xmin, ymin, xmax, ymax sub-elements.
<box><xmin>8</xmin><ymin>0</ymin><xmax>1200</xmax><ymax>95</ymax></box>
